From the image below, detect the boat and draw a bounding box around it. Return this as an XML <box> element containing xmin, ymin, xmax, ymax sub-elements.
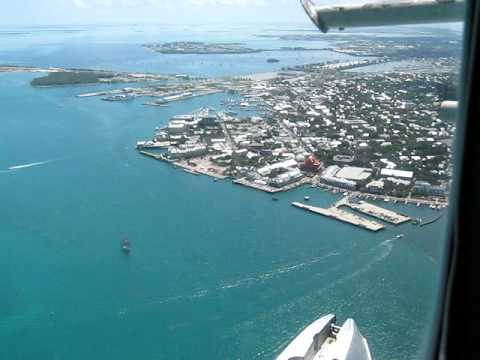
<box><xmin>276</xmin><ymin>314</ymin><xmax>373</xmax><ymax>360</ymax></box>
<box><xmin>102</xmin><ymin>94</ymin><xmax>134</xmax><ymax>102</ymax></box>
<box><xmin>267</xmin><ymin>58</ymin><xmax>280</xmax><ymax>63</ymax></box>
<box><xmin>412</xmin><ymin>218</ymin><xmax>421</xmax><ymax>225</ymax></box>
<box><xmin>304</xmin><ymin>196</ymin><xmax>310</xmax><ymax>201</ymax></box>
<box><xmin>272</xmin><ymin>197</ymin><xmax>279</xmax><ymax>201</ymax></box>
<box><xmin>183</xmin><ymin>168</ymin><xmax>199</xmax><ymax>176</ymax></box>
<box><xmin>121</xmin><ymin>239</ymin><xmax>131</xmax><ymax>254</ymax></box>
<box><xmin>395</xmin><ymin>234</ymin><xmax>405</xmax><ymax>239</ymax></box>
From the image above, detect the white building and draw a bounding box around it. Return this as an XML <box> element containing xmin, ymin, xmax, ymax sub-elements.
<box><xmin>380</xmin><ymin>168</ymin><xmax>414</xmax><ymax>180</ymax></box>
<box><xmin>335</xmin><ymin>166</ymin><xmax>373</xmax><ymax>182</ymax></box>
<box><xmin>270</xmin><ymin>169</ymin><xmax>303</xmax><ymax>187</ymax></box>
<box><xmin>257</xmin><ymin>159</ymin><xmax>298</xmax><ymax>177</ymax></box>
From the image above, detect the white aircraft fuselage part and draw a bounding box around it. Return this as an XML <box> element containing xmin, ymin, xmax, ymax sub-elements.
<box><xmin>301</xmin><ymin>0</ymin><xmax>465</xmax><ymax>33</ymax></box>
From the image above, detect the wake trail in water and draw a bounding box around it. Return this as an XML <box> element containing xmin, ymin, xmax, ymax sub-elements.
<box><xmin>8</xmin><ymin>161</ymin><xmax>47</xmax><ymax>170</ymax></box>
<box><xmin>6</xmin><ymin>157</ymin><xmax>69</xmax><ymax>171</ymax></box>
<box><xmin>229</xmin><ymin>236</ymin><xmax>399</xmax><ymax>347</ymax></box>
<box><xmin>125</xmin><ymin>252</ymin><xmax>341</xmax><ymax>314</ymax></box>
<box><xmin>217</xmin><ymin>251</ymin><xmax>341</xmax><ymax>290</ymax></box>
<box><xmin>340</xmin><ymin>237</ymin><xmax>395</xmax><ymax>282</ymax></box>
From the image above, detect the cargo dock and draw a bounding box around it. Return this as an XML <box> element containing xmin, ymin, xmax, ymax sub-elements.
<box><xmin>337</xmin><ymin>197</ymin><xmax>411</xmax><ymax>225</ymax></box>
<box><xmin>292</xmin><ymin>202</ymin><xmax>385</xmax><ymax>232</ymax></box>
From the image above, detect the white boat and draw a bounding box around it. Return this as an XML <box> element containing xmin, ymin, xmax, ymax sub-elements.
<box><xmin>304</xmin><ymin>196</ymin><xmax>310</xmax><ymax>201</ymax></box>
<box><xmin>276</xmin><ymin>314</ymin><xmax>373</xmax><ymax>360</ymax></box>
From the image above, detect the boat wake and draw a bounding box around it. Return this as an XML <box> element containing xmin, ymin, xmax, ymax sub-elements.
<box><xmin>218</xmin><ymin>251</ymin><xmax>341</xmax><ymax>291</ymax></box>
<box><xmin>341</xmin><ymin>237</ymin><xmax>394</xmax><ymax>282</ymax></box>
<box><xmin>229</xmin><ymin>238</ymin><xmax>397</xmax><ymax>345</ymax></box>
<box><xmin>128</xmin><ymin>252</ymin><xmax>341</xmax><ymax>313</ymax></box>
<box><xmin>7</xmin><ymin>158</ymin><xmax>64</xmax><ymax>171</ymax></box>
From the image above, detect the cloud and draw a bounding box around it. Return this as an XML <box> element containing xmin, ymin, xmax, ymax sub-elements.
<box><xmin>71</xmin><ymin>0</ymin><xmax>297</xmax><ymax>9</ymax></box>
<box><xmin>72</xmin><ymin>0</ymin><xmax>155</xmax><ymax>8</ymax></box>
<box><xmin>73</xmin><ymin>0</ymin><xmax>89</xmax><ymax>8</ymax></box>
<box><xmin>187</xmin><ymin>0</ymin><xmax>269</xmax><ymax>6</ymax></box>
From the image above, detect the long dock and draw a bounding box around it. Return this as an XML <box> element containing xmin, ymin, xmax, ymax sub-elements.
<box><xmin>139</xmin><ymin>150</ymin><xmax>167</xmax><ymax>161</ymax></box>
<box><xmin>337</xmin><ymin>197</ymin><xmax>411</xmax><ymax>225</ymax></box>
<box><xmin>292</xmin><ymin>202</ymin><xmax>385</xmax><ymax>232</ymax></box>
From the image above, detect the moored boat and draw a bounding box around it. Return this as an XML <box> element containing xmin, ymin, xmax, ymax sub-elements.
<box><xmin>122</xmin><ymin>238</ymin><xmax>131</xmax><ymax>254</ymax></box>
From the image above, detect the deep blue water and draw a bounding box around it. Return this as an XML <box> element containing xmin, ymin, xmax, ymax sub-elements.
<box><xmin>0</xmin><ymin>25</ymin><xmax>450</xmax><ymax>360</ymax></box>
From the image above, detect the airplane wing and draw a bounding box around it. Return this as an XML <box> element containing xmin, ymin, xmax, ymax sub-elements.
<box><xmin>301</xmin><ymin>0</ymin><xmax>465</xmax><ymax>33</ymax></box>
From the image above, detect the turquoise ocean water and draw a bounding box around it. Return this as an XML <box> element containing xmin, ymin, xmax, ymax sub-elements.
<box><xmin>0</xmin><ymin>25</ymin><xmax>450</xmax><ymax>359</ymax></box>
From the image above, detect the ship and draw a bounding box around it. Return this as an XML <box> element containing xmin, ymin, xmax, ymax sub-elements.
<box><xmin>121</xmin><ymin>238</ymin><xmax>131</xmax><ymax>254</ymax></box>
<box><xmin>267</xmin><ymin>58</ymin><xmax>280</xmax><ymax>63</ymax></box>
<box><xmin>102</xmin><ymin>94</ymin><xmax>134</xmax><ymax>102</ymax></box>
<box><xmin>276</xmin><ymin>314</ymin><xmax>373</xmax><ymax>360</ymax></box>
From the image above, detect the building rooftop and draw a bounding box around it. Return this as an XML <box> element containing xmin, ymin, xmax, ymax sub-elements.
<box><xmin>335</xmin><ymin>166</ymin><xmax>373</xmax><ymax>181</ymax></box>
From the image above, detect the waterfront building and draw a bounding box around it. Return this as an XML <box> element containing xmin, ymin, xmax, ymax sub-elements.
<box><xmin>270</xmin><ymin>169</ymin><xmax>303</xmax><ymax>188</ymax></box>
<box><xmin>321</xmin><ymin>175</ymin><xmax>357</xmax><ymax>190</ymax></box>
<box><xmin>365</xmin><ymin>180</ymin><xmax>385</xmax><ymax>194</ymax></box>
<box><xmin>413</xmin><ymin>180</ymin><xmax>448</xmax><ymax>197</ymax></box>
<box><xmin>257</xmin><ymin>159</ymin><xmax>298</xmax><ymax>177</ymax></box>
<box><xmin>335</xmin><ymin>166</ymin><xmax>373</xmax><ymax>184</ymax></box>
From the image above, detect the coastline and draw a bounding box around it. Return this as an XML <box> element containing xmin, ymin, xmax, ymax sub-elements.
<box><xmin>3</xmin><ymin>60</ymin><xmax>451</xmax><ymax>208</ymax></box>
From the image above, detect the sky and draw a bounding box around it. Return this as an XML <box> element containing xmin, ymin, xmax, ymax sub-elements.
<box><xmin>0</xmin><ymin>0</ymin><xmax>317</xmax><ymax>25</ymax></box>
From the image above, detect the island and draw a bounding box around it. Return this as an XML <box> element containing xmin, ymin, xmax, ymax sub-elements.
<box><xmin>28</xmin><ymin>68</ymin><xmax>169</xmax><ymax>86</ymax></box>
<box><xmin>143</xmin><ymin>41</ymin><xmax>263</xmax><ymax>54</ymax></box>
<box><xmin>31</xmin><ymin>70</ymin><xmax>116</xmax><ymax>86</ymax></box>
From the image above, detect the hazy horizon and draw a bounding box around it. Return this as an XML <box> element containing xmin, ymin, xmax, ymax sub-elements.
<box><xmin>0</xmin><ymin>0</ymin><xmax>313</xmax><ymax>26</ymax></box>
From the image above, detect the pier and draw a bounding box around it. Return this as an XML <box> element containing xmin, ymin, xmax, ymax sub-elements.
<box><xmin>292</xmin><ymin>202</ymin><xmax>385</xmax><ymax>232</ymax></box>
<box><xmin>337</xmin><ymin>197</ymin><xmax>411</xmax><ymax>225</ymax></box>
<box><xmin>139</xmin><ymin>150</ymin><xmax>166</xmax><ymax>160</ymax></box>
